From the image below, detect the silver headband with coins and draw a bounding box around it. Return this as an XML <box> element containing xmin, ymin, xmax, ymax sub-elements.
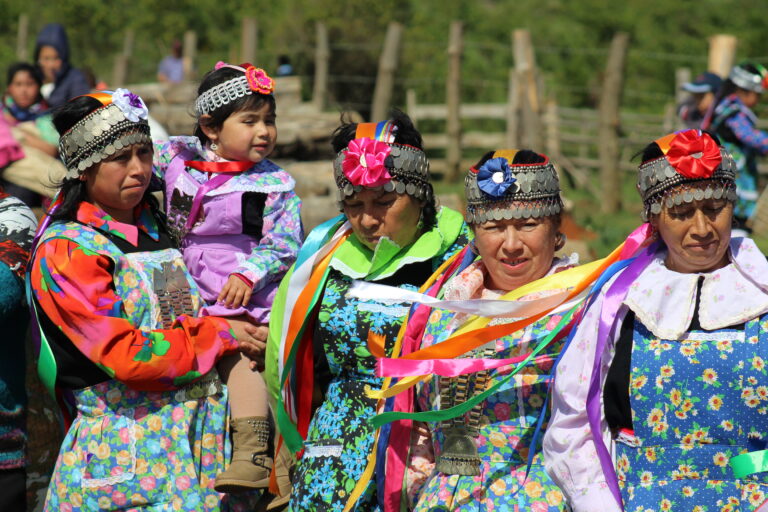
<box><xmin>332</xmin><ymin>142</ymin><xmax>432</xmax><ymax>206</ymax></box>
<box><xmin>58</xmin><ymin>89</ymin><xmax>151</xmax><ymax>178</ymax></box>
<box><xmin>637</xmin><ymin>147</ymin><xmax>737</xmax><ymax>220</ymax></box>
<box><xmin>464</xmin><ymin>152</ymin><xmax>563</xmax><ymax>224</ymax></box>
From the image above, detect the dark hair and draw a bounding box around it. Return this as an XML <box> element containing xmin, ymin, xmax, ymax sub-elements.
<box><xmin>193</xmin><ymin>65</ymin><xmax>277</xmax><ymax>145</ymax></box>
<box><xmin>7</xmin><ymin>62</ymin><xmax>43</xmax><ymax>88</ymax></box>
<box><xmin>331</xmin><ymin>109</ymin><xmax>437</xmax><ymax>229</ymax></box>
<box><xmin>472</xmin><ymin>149</ymin><xmax>546</xmax><ymax>168</ymax></box>
<box><xmin>48</xmin><ymin>95</ymin><xmax>159</xmax><ymax>222</ymax></box>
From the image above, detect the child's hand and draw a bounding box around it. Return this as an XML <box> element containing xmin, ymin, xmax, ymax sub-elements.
<box><xmin>218</xmin><ymin>274</ymin><xmax>253</xmax><ymax>308</ymax></box>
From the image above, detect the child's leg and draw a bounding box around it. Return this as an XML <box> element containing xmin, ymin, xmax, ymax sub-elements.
<box><xmin>217</xmin><ymin>352</ymin><xmax>268</xmax><ymax>418</ymax></box>
<box><xmin>215</xmin><ymin>352</ymin><xmax>273</xmax><ymax>493</ymax></box>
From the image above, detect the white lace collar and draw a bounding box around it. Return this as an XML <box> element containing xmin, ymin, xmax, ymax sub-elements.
<box><xmin>624</xmin><ymin>237</ymin><xmax>768</xmax><ymax>340</ymax></box>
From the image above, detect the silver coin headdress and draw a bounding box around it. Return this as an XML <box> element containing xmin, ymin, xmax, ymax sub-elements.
<box><xmin>637</xmin><ymin>130</ymin><xmax>736</xmax><ymax>220</ymax></box>
<box><xmin>194</xmin><ymin>62</ymin><xmax>275</xmax><ymax>116</ymax></box>
<box><xmin>464</xmin><ymin>149</ymin><xmax>562</xmax><ymax>224</ymax></box>
<box><xmin>58</xmin><ymin>89</ymin><xmax>151</xmax><ymax>179</ymax></box>
<box><xmin>332</xmin><ymin>120</ymin><xmax>431</xmax><ymax>206</ymax></box>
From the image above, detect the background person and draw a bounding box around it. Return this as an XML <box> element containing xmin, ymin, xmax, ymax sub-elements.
<box><xmin>707</xmin><ymin>62</ymin><xmax>768</xmax><ymax>234</ymax></box>
<box><xmin>2</xmin><ymin>62</ymin><xmax>66</xmax><ymax>206</ymax></box>
<box><xmin>34</xmin><ymin>23</ymin><xmax>90</xmax><ymax>108</ymax></box>
<box><xmin>157</xmin><ymin>39</ymin><xmax>184</xmax><ymax>84</ymax></box>
<box><xmin>677</xmin><ymin>71</ymin><xmax>722</xmax><ymax>130</ymax></box>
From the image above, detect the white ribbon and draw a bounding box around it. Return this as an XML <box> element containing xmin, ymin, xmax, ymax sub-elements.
<box><xmin>347</xmin><ymin>280</ymin><xmax>586</xmax><ymax>319</ymax></box>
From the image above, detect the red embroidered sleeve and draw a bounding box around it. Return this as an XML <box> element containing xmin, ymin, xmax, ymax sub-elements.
<box><xmin>31</xmin><ymin>237</ymin><xmax>239</xmax><ymax>391</ymax></box>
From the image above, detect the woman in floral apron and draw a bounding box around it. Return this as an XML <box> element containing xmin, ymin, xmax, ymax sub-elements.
<box><xmin>28</xmin><ymin>90</ymin><xmax>261</xmax><ymax>511</ymax></box>
<box><xmin>264</xmin><ymin>112</ymin><xmax>471</xmax><ymax>511</ymax></box>
<box><xmin>545</xmin><ymin>129</ymin><xmax>768</xmax><ymax>512</ymax></box>
<box><xmin>405</xmin><ymin>150</ymin><xmax>573</xmax><ymax>511</ymax></box>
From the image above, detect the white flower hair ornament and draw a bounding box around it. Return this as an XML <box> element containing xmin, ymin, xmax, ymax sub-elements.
<box><xmin>111</xmin><ymin>88</ymin><xmax>149</xmax><ymax>122</ymax></box>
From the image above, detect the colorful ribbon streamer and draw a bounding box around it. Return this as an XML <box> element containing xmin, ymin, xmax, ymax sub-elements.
<box><xmin>730</xmin><ymin>450</ymin><xmax>768</xmax><ymax>479</ymax></box>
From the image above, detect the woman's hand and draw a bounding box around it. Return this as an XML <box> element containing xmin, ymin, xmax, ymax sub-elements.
<box><xmin>227</xmin><ymin>316</ymin><xmax>268</xmax><ymax>371</ymax></box>
<box><xmin>217</xmin><ymin>274</ymin><xmax>253</xmax><ymax>308</ymax></box>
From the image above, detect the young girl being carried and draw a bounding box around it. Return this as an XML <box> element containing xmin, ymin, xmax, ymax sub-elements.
<box><xmin>153</xmin><ymin>62</ymin><xmax>303</xmax><ymax>493</ymax></box>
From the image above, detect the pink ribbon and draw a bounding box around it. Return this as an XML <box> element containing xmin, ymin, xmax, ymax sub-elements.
<box><xmin>378</xmin><ymin>352</ymin><xmax>556</xmax><ymax>378</ymax></box>
<box><xmin>380</xmin><ymin>247</ymin><xmax>469</xmax><ymax>512</ymax></box>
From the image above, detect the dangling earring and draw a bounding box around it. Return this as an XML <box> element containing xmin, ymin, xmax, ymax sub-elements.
<box><xmin>469</xmin><ymin>240</ymin><xmax>480</xmax><ymax>256</ymax></box>
<box><xmin>417</xmin><ymin>209</ymin><xmax>425</xmax><ymax>230</ymax></box>
<box><xmin>210</xmin><ymin>141</ymin><xmax>219</xmax><ymax>151</ymax></box>
<box><xmin>555</xmin><ymin>232</ymin><xmax>567</xmax><ymax>251</ymax></box>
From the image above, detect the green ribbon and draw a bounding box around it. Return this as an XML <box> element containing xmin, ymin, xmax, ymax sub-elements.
<box><xmin>730</xmin><ymin>450</ymin><xmax>768</xmax><ymax>479</ymax></box>
<box><xmin>369</xmin><ymin>305</ymin><xmax>577</xmax><ymax>427</ymax></box>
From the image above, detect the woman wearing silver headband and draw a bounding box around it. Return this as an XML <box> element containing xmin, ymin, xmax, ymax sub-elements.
<box><xmin>402</xmin><ymin>150</ymin><xmax>573</xmax><ymax>511</ymax></box>
<box><xmin>264</xmin><ymin>112</ymin><xmax>471</xmax><ymax>511</ymax></box>
<box><xmin>707</xmin><ymin>62</ymin><xmax>768</xmax><ymax>234</ymax></box>
<box><xmin>545</xmin><ymin>129</ymin><xmax>768</xmax><ymax>511</ymax></box>
<box><xmin>27</xmin><ymin>90</ymin><xmax>262</xmax><ymax>511</ymax></box>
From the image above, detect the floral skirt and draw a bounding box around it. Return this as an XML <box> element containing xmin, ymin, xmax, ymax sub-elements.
<box><xmin>44</xmin><ymin>374</ymin><xmax>261</xmax><ymax>511</ymax></box>
<box><xmin>414</xmin><ymin>460</ymin><xmax>565</xmax><ymax>512</ymax></box>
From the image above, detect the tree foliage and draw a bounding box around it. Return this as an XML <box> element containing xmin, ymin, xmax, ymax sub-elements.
<box><xmin>0</xmin><ymin>0</ymin><xmax>765</xmax><ymax>115</ymax></box>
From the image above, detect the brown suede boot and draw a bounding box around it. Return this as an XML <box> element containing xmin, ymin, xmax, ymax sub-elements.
<box><xmin>265</xmin><ymin>439</ymin><xmax>295</xmax><ymax>510</ymax></box>
<box><xmin>215</xmin><ymin>416</ymin><xmax>273</xmax><ymax>493</ymax></box>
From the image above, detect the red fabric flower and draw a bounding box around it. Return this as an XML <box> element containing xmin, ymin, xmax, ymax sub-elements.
<box><xmin>665</xmin><ymin>130</ymin><xmax>721</xmax><ymax>179</ymax></box>
<box><xmin>245</xmin><ymin>67</ymin><xmax>274</xmax><ymax>95</ymax></box>
<box><xmin>342</xmin><ymin>137</ymin><xmax>392</xmax><ymax>188</ymax></box>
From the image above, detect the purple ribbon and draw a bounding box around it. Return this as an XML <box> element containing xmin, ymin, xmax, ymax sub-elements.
<box><xmin>585</xmin><ymin>243</ymin><xmax>657</xmax><ymax>510</ymax></box>
<box><xmin>185</xmin><ymin>173</ymin><xmax>235</xmax><ymax>230</ymax></box>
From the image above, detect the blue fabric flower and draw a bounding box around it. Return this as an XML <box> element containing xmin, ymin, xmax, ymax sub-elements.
<box><xmin>477</xmin><ymin>157</ymin><xmax>516</xmax><ymax>197</ymax></box>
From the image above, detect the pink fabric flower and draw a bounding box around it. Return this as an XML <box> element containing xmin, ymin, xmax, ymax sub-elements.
<box><xmin>342</xmin><ymin>137</ymin><xmax>393</xmax><ymax>188</ymax></box>
<box><xmin>245</xmin><ymin>66</ymin><xmax>274</xmax><ymax>95</ymax></box>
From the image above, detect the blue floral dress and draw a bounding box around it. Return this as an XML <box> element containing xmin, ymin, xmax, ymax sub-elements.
<box><xmin>617</xmin><ymin>317</ymin><xmax>768</xmax><ymax>511</ymax></box>
<box><xmin>412</xmin><ymin>258</ymin><xmax>574</xmax><ymax>512</ymax></box>
<box><xmin>285</xmin><ymin>208</ymin><xmax>471</xmax><ymax>511</ymax></box>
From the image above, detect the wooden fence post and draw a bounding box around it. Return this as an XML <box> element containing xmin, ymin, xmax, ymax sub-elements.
<box><xmin>444</xmin><ymin>21</ymin><xmax>463</xmax><ymax>182</ymax></box>
<box><xmin>512</xmin><ymin>29</ymin><xmax>542</xmax><ymax>150</ymax></box>
<box><xmin>371</xmin><ymin>22</ymin><xmax>404</xmax><ymax>122</ymax></box>
<box><xmin>708</xmin><ymin>34</ymin><xmax>737</xmax><ymax>78</ymax></box>
<box><xmin>16</xmin><ymin>14</ymin><xmax>28</xmax><ymax>61</ymax></box>
<box><xmin>598</xmin><ymin>32</ymin><xmax>629</xmax><ymax>214</ymax></box>
<box><xmin>545</xmin><ymin>100</ymin><xmax>560</xmax><ymax>158</ymax></box>
<box><xmin>241</xmin><ymin>18</ymin><xmax>258</xmax><ymax>65</ymax></box>
<box><xmin>674</xmin><ymin>67</ymin><xmax>691</xmax><ymax>130</ymax></box>
<box><xmin>182</xmin><ymin>30</ymin><xmax>197</xmax><ymax>81</ymax></box>
<box><xmin>312</xmin><ymin>22</ymin><xmax>329</xmax><ymax>110</ymax></box>
<box><xmin>111</xmin><ymin>29</ymin><xmax>135</xmax><ymax>87</ymax></box>
<box><xmin>406</xmin><ymin>89</ymin><xmax>417</xmax><ymax>127</ymax></box>
<box><xmin>506</xmin><ymin>68</ymin><xmax>520</xmax><ymax>148</ymax></box>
